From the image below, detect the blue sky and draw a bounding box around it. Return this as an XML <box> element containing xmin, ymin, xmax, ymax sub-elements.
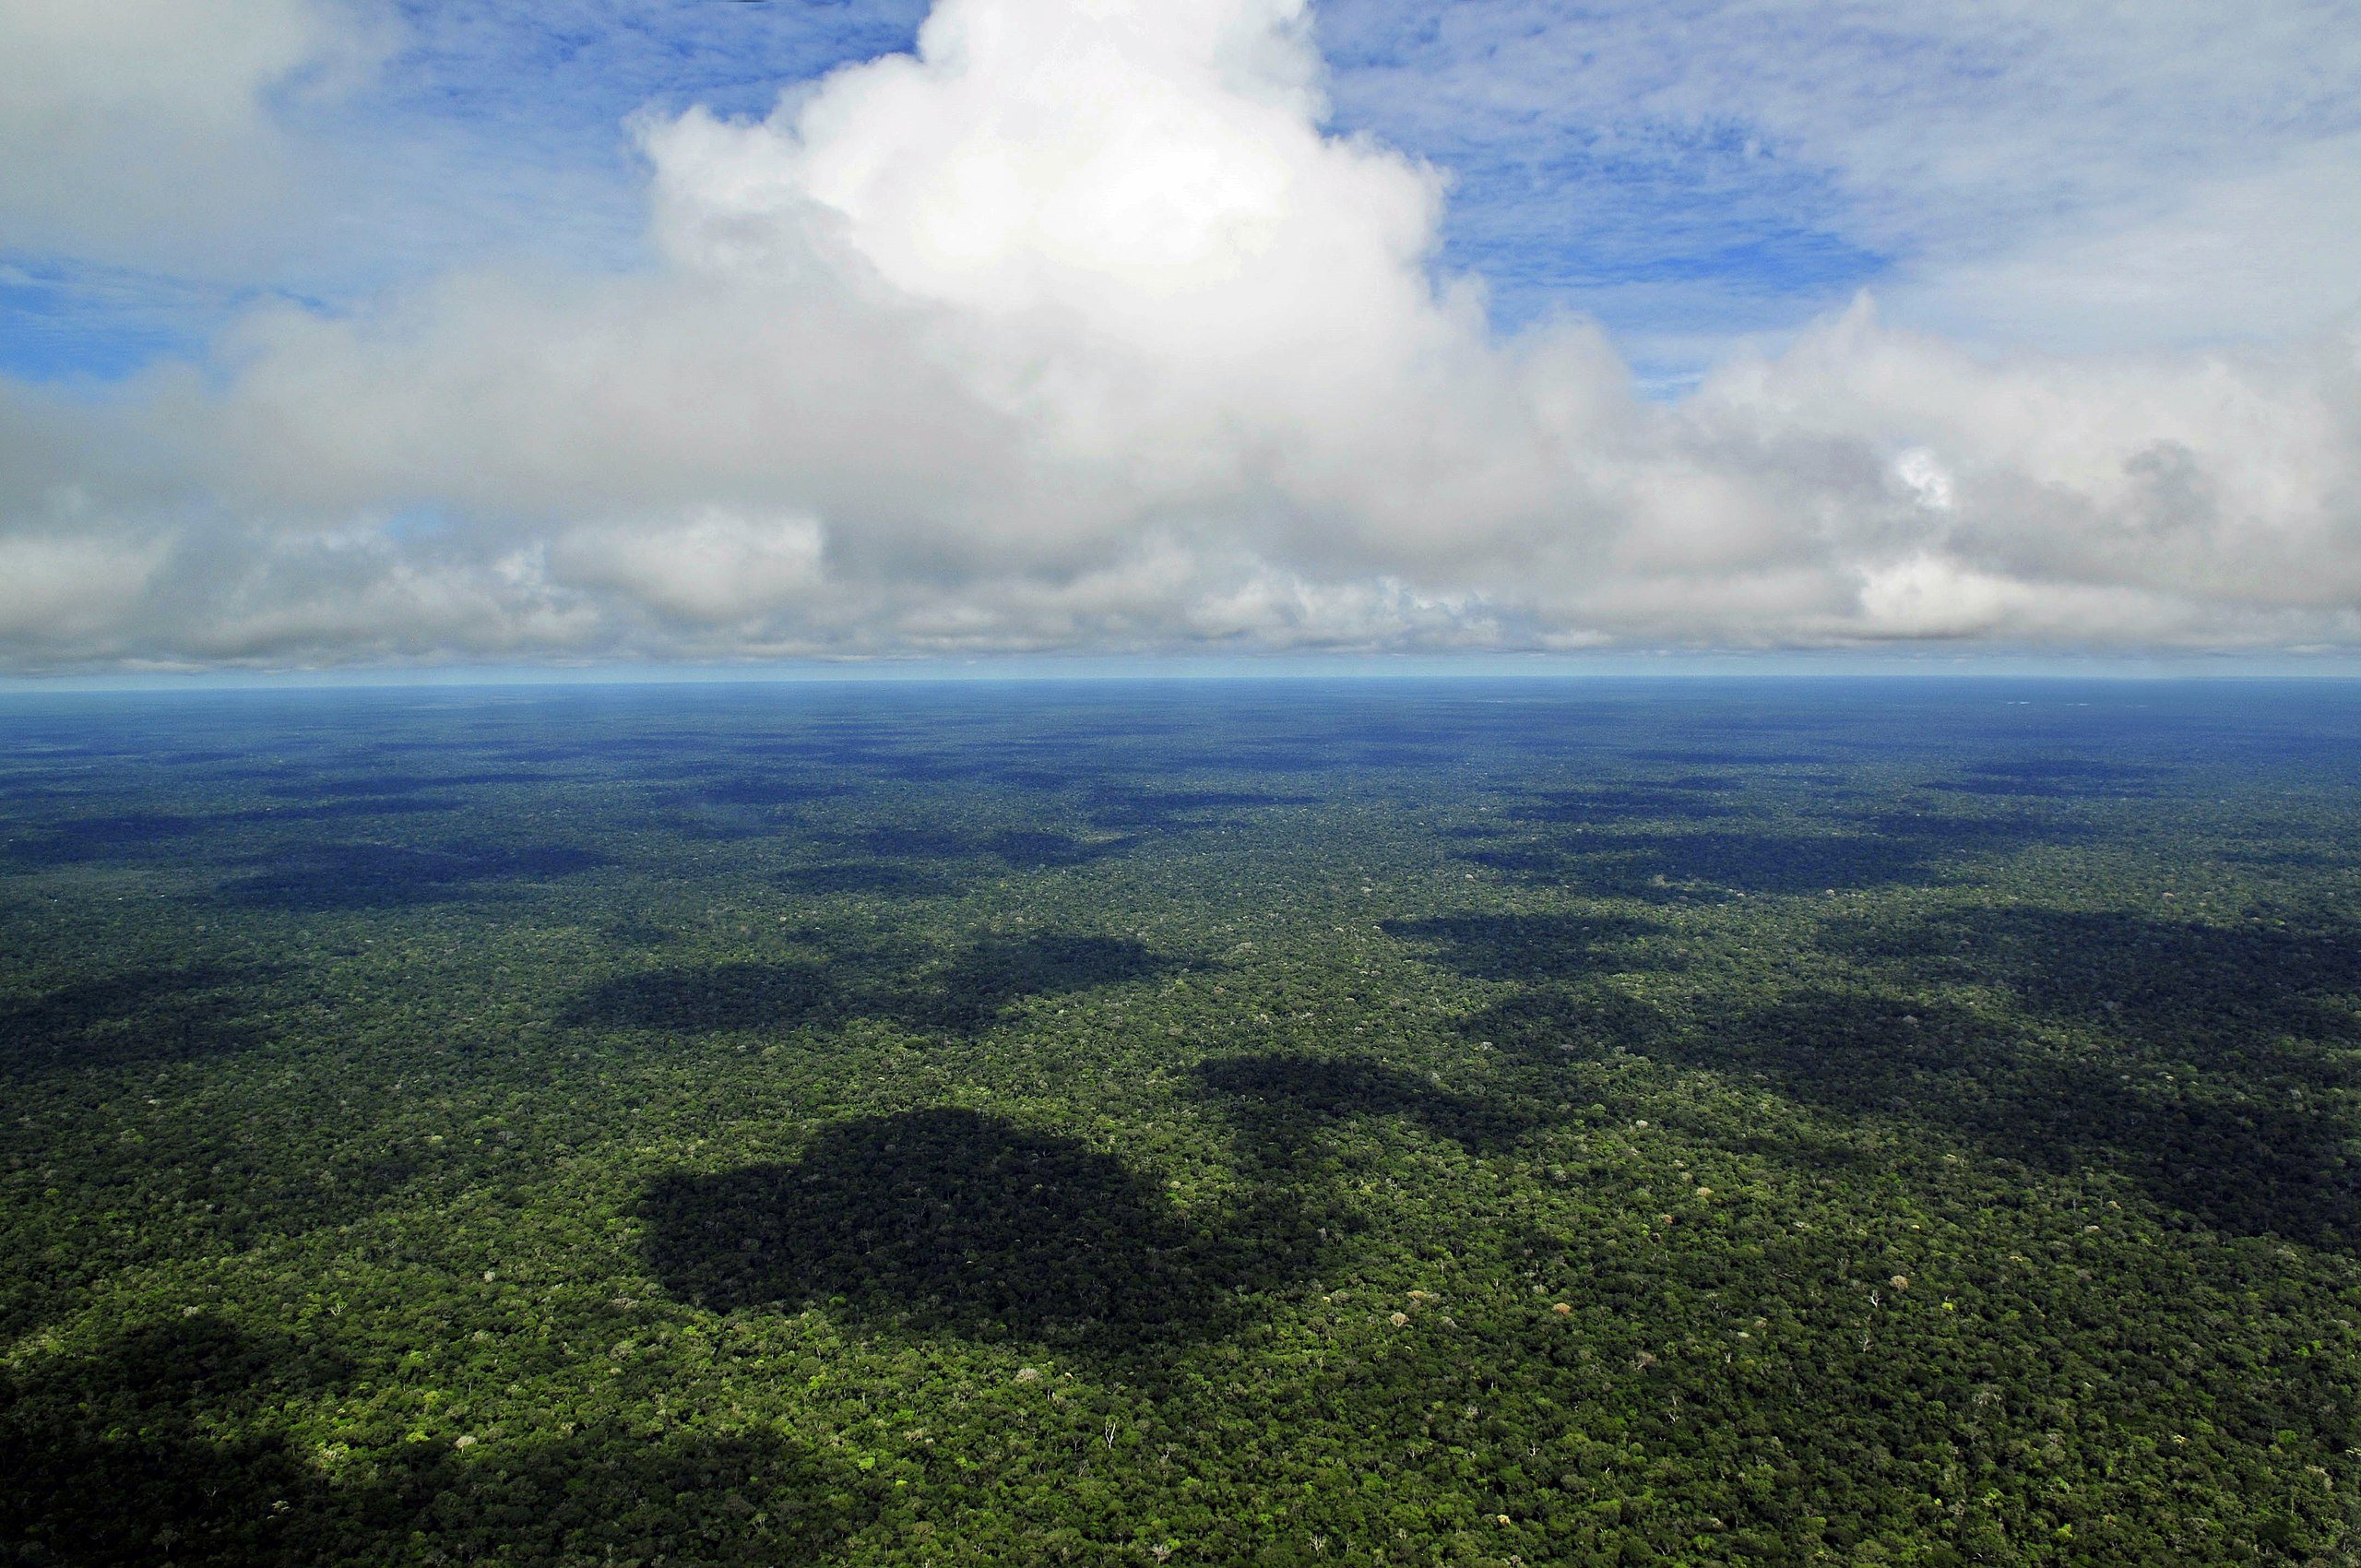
<box><xmin>0</xmin><ymin>0</ymin><xmax>1905</xmax><ymax>390</ymax></box>
<box><xmin>0</xmin><ymin>1</ymin><xmax>923</xmax><ymax>381</ymax></box>
<box><xmin>0</xmin><ymin>0</ymin><xmax>2356</xmax><ymax>671</ymax></box>
<box><xmin>7</xmin><ymin>0</ymin><xmax>2353</xmax><ymax>386</ymax></box>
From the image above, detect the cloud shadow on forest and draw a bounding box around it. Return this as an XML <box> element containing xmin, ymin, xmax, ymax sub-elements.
<box><xmin>561</xmin><ymin>959</ymin><xmax>848</xmax><ymax>1034</ymax></box>
<box><xmin>1080</xmin><ymin>786</ymin><xmax>1315</xmax><ymax>829</ymax></box>
<box><xmin>0</xmin><ymin>964</ymin><xmax>279</xmax><ymax>1079</ymax></box>
<box><xmin>2</xmin><ymin>810</ymin><xmax>213</xmax><ymax>866</ymax></box>
<box><xmin>1508</xmin><ymin>784</ymin><xmax>1738</xmax><ymax>826</ymax></box>
<box><xmin>766</xmin><ymin>823</ymin><xmax>1144</xmax><ymax>897</ymax></box>
<box><xmin>219</xmin><ymin>840</ymin><xmax>610</xmax><ymax>912</ymax></box>
<box><xmin>1454</xmin><ymin>809</ymin><xmax>2080</xmax><ymax>900</ymax></box>
<box><xmin>1624</xmin><ymin>748</ymin><xmax>1836</xmax><ymax>766</ymax></box>
<box><xmin>1828</xmin><ymin>906</ymin><xmax>2361</xmax><ymax>1046</ymax></box>
<box><xmin>1192</xmin><ymin>1053</ymin><xmax>1542</xmax><ymax>1165</ymax></box>
<box><xmin>892</xmin><ymin>932</ymin><xmax>1181</xmax><ymax>1033</ymax></box>
<box><xmin>1918</xmin><ymin>756</ymin><xmax>2165</xmax><ymax>801</ymax></box>
<box><xmin>235</xmin><ymin>796</ymin><xmax>466</xmax><ymax>823</ymax></box>
<box><xmin>261</xmin><ymin>771</ymin><xmax>549</xmax><ymax>799</ymax></box>
<box><xmin>637</xmin><ymin>772</ymin><xmax>855</xmax><ymax>841</ymax></box>
<box><xmin>692</xmin><ymin>774</ymin><xmax>850</xmax><ymax>809</ymax></box>
<box><xmin>563</xmin><ymin>932</ymin><xmax>1185</xmax><ymax>1040</ymax></box>
<box><xmin>640</xmin><ymin>1108</ymin><xmax>1317</xmax><ymax>1358</ymax></box>
<box><xmin>0</xmin><ymin>1316</ymin><xmax>870</xmax><ymax>1567</ymax></box>
<box><xmin>1457</xmin><ymin>903</ymin><xmax>2361</xmax><ymax>1247</ymax></box>
<box><xmin>1383</xmin><ymin>912</ymin><xmax>1667</xmax><ymax>983</ymax></box>
<box><xmin>1705</xmin><ymin>992</ymin><xmax>2355</xmax><ymax>1248</ymax></box>
<box><xmin>827</xmin><ymin>823</ymin><xmax>1141</xmax><ymax>873</ymax></box>
<box><xmin>776</xmin><ymin>861</ymin><xmax>963</xmax><ymax>897</ymax></box>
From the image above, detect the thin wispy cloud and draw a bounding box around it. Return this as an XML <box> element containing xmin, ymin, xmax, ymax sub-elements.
<box><xmin>1319</xmin><ymin>0</ymin><xmax>2361</xmax><ymax>360</ymax></box>
<box><xmin>0</xmin><ymin>0</ymin><xmax>2355</xmax><ymax>671</ymax></box>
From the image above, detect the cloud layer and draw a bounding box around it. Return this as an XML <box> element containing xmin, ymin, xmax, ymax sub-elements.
<box><xmin>0</xmin><ymin>0</ymin><xmax>378</xmax><ymax>268</ymax></box>
<box><xmin>1320</xmin><ymin>0</ymin><xmax>2361</xmax><ymax>359</ymax></box>
<box><xmin>3</xmin><ymin>0</ymin><xmax>2358</xmax><ymax>670</ymax></box>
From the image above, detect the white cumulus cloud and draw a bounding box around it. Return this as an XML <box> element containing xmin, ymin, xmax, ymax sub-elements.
<box><xmin>0</xmin><ymin>0</ymin><xmax>377</xmax><ymax>267</ymax></box>
<box><xmin>1</xmin><ymin>0</ymin><xmax>2357</xmax><ymax>671</ymax></box>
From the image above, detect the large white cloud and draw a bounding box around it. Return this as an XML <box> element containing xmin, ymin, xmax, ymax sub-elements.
<box><xmin>2</xmin><ymin>0</ymin><xmax>2357</xmax><ymax>671</ymax></box>
<box><xmin>0</xmin><ymin>0</ymin><xmax>375</xmax><ymax>267</ymax></box>
<box><xmin>1320</xmin><ymin>0</ymin><xmax>2361</xmax><ymax>359</ymax></box>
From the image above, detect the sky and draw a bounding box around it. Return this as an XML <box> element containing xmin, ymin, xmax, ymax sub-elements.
<box><xmin>1</xmin><ymin>0</ymin><xmax>2357</xmax><ymax>675</ymax></box>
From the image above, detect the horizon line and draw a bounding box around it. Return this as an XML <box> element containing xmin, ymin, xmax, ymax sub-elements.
<box><xmin>10</xmin><ymin>649</ymin><xmax>2361</xmax><ymax>696</ymax></box>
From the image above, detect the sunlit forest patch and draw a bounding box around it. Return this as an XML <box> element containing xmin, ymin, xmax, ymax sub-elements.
<box><xmin>2</xmin><ymin>679</ymin><xmax>2357</xmax><ymax>1565</ymax></box>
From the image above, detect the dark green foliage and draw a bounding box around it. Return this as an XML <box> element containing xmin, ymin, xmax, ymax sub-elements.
<box><xmin>221</xmin><ymin>840</ymin><xmax>610</xmax><ymax>911</ymax></box>
<box><xmin>2</xmin><ymin>810</ymin><xmax>211</xmax><ymax>866</ymax></box>
<box><xmin>1195</xmin><ymin>1054</ymin><xmax>1539</xmax><ymax>1157</ymax></box>
<box><xmin>1465</xmin><ymin>815</ymin><xmax>2072</xmax><ymax>899</ymax></box>
<box><xmin>1383</xmin><ymin>912</ymin><xmax>1666</xmax><ymax>980</ymax></box>
<box><xmin>777</xmin><ymin>861</ymin><xmax>959</xmax><ymax>897</ymax></box>
<box><xmin>896</xmin><ymin>933</ymin><xmax>1178</xmax><ymax>1034</ymax></box>
<box><xmin>1083</xmin><ymin>786</ymin><xmax>1312</xmax><ymax>827</ymax></box>
<box><xmin>0</xmin><ymin>1319</ymin><xmax>865</xmax><ymax>1567</ymax></box>
<box><xmin>3</xmin><ymin>678</ymin><xmax>2357</xmax><ymax>1565</ymax></box>
<box><xmin>565</xmin><ymin>933</ymin><xmax>1180</xmax><ymax>1039</ymax></box>
<box><xmin>644</xmin><ymin>1108</ymin><xmax>1316</xmax><ymax>1355</ymax></box>
<box><xmin>0</xmin><ymin>964</ymin><xmax>276</xmax><ymax>1078</ymax></box>
<box><xmin>567</xmin><ymin>959</ymin><xmax>848</xmax><ymax>1033</ymax></box>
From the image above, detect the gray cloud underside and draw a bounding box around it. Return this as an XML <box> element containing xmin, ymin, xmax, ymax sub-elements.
<box><xmin>3</xmin><ymin>0</ymin><xmax>2358</xmax><ymax>671</ymax></box>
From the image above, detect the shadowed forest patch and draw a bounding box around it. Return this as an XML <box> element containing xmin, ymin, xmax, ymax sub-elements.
<box><xmin>777</xmin><ymin>861</ymin><xmax>962</xmax><ymax>897</ymax></box>
<box><xmin>1703</xmin><ymin>992</ymin><xmax>2359</xmax><ymax>1247</ymax></box>
<box><xmin>1625</xmin><ymin>748</ymin><xmax>1835</xmax><ymax>766</ymax></box>
<box><xmin>1465</xmin><ymin>981</ymin><xmax>2360</xmax><ymax>1247</ymax></box>
<box><xmin>1</xmin><ymin>811</ymin><xmax>212</xmax><ymax>866</ymax></box>
<box><xmin>0</xmin><ymin>964</ymin><xmax>277</xmax><ymax>1077</ymax></box>
<box><xmin>0</xmin><ymin>1317</ymin><xmax>870</xmax><ymax>1568</ymax></box>
<box><xmin>890</xmin><ymin>933</ymin><xmax>1180</xmax><ymax>1034</ymax></box>
<box><xmin>220</xmin><ymin>841</ymin><xmax>611</xmax><ymax>911</ymax></box>
<box><xmin>1081</xmin><ymin>786</ymin><xmax>1312</xmax><ymax>828</ymax></box>
<box><xmin>1919</xmin><ymin>756</ymin><xmax>2165</xmax><ymax>799</ymax></box>
<box><xmin>1511</xmin><ymin>784</ymin><xmax>1738</xmax><ymax>825</ymax></box>
<box><xmin>1459</xmin><ymin>812</ymin><xmax>2076</xmax><ymax>898</ymax></box>
<box><xmin>980</xmin><ymin>828</ymin><xmax>1138</xmax><ymax>870</ymax></box>
<box><xmin>641</xmin><ymin>1109</ymin><xmax>1316</xmax><ymax>1355</ymax></box>
<box><xmin>817</xmin><ymin>823</ymin><xmax>1139</xmax><ymax>874</ymax></box>
<box><xmin>1383</xmin><ymin>912</ymin><xmax>1666</xmax><ymax>982</ymax></box>
<box><xmin>1192</xmin><ymin>1053</ymin><xmax>1542</xmax><ymax>1161</ymax></box>
<box><xmin>235</xmin><ymin>795</ymin><xmax>465</xmax><ymax>822</ymax></box>
<box><xmin>692</xmin><ymin>774</ymin><xmax>850</xmax><ymax>808</ymax></box>
<box><xmin>1832</xmin><ymin>907</ymin><xmax>2361</xmax><ymax>1045</ymax></box>
<box><xmin>263</xmin><ymin>773</ymin><xmax>550</xmax><ymax>798</ymax></box>
<box><xmin>564</xmin><ymin>933</ymin><xmax>1182</xmax><ymax>1039</ymax></box>
<box><xmin>562</xmin><ymin>960</ymin><xmax>848</xmax><ymax>1034</ymax></box>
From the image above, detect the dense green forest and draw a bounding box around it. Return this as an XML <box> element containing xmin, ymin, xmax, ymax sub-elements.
<box><xmin>2</xmin><ymin>679</ymin><xmax>2355</xmax><ymax>1566</ymax></box>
